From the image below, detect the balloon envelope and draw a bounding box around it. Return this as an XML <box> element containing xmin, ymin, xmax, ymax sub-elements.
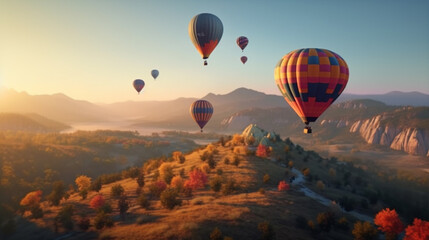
<box><xmin>188</xmin><ymin>13</ymin><xmax>223</xmax><ymax>65</ymax></box>
<box><xmin>133</xmin><ymin>79</ymin><xmax>145</xmax><ymax>94</ymax></box>
<box><xmin>274</xmin><ymin>48</ymin><xmax>349</xmax><ymax>127</ymax></box>
<box><xmin>236</xmin><ymin>36</ymin><xmax>248</xmax><ymax>51</ymax></box>
<box><xmin>151</xmin><ymin>70</ymin><xmax>159</xmax><ymax>79</ymax></box>
<box><xmin>241</xmin><ymin>56</ymin><xmax>247</xmax><ymax>64</ymax></box>
<box><xmin>190</xmin><ymin>100</ymin><xmax>213</xmax><ymax>132</ymax></box>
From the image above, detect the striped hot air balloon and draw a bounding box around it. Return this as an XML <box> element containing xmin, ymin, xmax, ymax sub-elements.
<box><xmin>274</xmin><ymin>48</ymin><xmax>349</xmax><ymax>134</ymax></box>
<box><xmin>236</xmin><ymin>36</ymin><xmax>248</xmax><ymax>51</ymax></box>
<box><xmin>133</xmin><ymin>79</ymin><xmax>145</xmax><ymax>94</ymax></box>
<box><xmin>188</xmin><ymin>13</ymin><xmax>223</xmax><ymax>66</ymax></box>
<box><xmin>190</xmin><ymin>100</ymin><xmax>213</xmax><ymax>132</ymax></box>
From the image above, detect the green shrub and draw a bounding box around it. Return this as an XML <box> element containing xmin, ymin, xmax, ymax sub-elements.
<box><xmin>110</xmin><ymin>184</ymin><xmax>124</xmax><ymax>198</ymax></box>
<box><xmin>160</xmin><ymin>188</ymin><xmax>181</xmax><ymax>210</ymax></box>
<box><xmin>138</xmin><ymin>194</ymin><xmax>150</xmax><ymax>209</ymax></box>
<box><xmin>210</xmin><ymin>176</ymin><xmax>223</xmax><ymax>192</ymax></box>
<box><xmin>221</xmin><ymin>179</ymin><xmax>236</xmax><ymax>196</ymax></box>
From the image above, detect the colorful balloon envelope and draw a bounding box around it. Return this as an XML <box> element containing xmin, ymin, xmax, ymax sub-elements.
<box><xmin>151</xmin><ymin>69</ymin><xmax>159</xmax><ymax>80</ymax></box>
<box><xmin>274</xmin><ymin>48</ymin><xmax>349</xmax><ymax>134</ymax></box>
<box><xmin>236</xmin><ymin>36</ymin><xmax>248</xmax><ymax>51</ymax></box>
<box><xmin>133</xmin><ymin>79</ymin><xmax>145</xmax><ymax>94</ymax></box>
<box><xmin>188</xmin><ymin>13</ymin><xmax>223</xmax><ymax>66</ymax></box>
<box><xmin>241</xmin><ymin>56</ymin><xmax>248</xmax><ymax>64</ymax></box>
<box><xmin>190</xmin><ymin>100</ymin><xmax>213</xmax><ymax>132</ymax></box>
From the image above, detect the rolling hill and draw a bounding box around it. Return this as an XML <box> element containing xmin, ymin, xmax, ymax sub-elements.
<box><xmin>0</xmin><ymin>113</ymin><xmax>70</xmax><ymax>132</ymax></box>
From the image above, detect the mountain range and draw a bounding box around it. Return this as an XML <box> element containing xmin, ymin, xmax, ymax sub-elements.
<box><xmin>1</xmin><ymin>88</ymin><xmax>428</xmax><ymax>156</ymax></box>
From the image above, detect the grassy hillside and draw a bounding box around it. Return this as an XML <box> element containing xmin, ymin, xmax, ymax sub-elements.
<box><xmin>0</xmin><ymin>113</ymin><xmax>70</xmax><ymax>132</ymax></box>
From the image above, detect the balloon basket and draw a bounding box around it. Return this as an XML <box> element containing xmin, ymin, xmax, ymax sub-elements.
<box><xmin>304</xmin><ymin>126</ymin><xmax>312</xmax><ymax>134</ymax></box>
<box><xmin>204</xmin><ymin>60</ymin><xmax>207</xmax><ymax>66</ymax></box>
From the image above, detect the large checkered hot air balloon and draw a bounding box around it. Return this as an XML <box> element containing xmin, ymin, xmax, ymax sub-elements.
<box><xmin>190</xmin><ymin>100</ymin><xmax>213</xmax><ymax>132</ymax></box>
<box><xmin>188</xmin><ymin>13</ymin><xmax>223</xmax><ymax>66</ymax></box>
<box><xmin>274</xmin><ymin>48</ymin><xmax>349</xmax><ymax>134</ymax></box>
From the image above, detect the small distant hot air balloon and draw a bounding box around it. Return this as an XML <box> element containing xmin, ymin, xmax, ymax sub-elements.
<box><xmin>236</xmin><ymin>36</ymin><xmax>248</xmax><ymax>51</ymax></box>
<box><xmin>274</xmin><ymin>48</ymin><xmax>349</xmax><ymax>134</ymax></box>
<box><xmin>241</xmin><ymin>56</ymin><xmax>248</xmax><ymax>64</ymax></box>
<box><xmin>151</xmin><ymin>70</ymin><xmax>159</xmax><ymax>80</ymax></box>
<box><xmin>133</xmin><ymin>79</ymin><xmax>145</xmax><ymax>94</ymax></box>
<box><xmin>190</xmin><ymin>100</ymin><xmax>213</xmax><ymax>132</ymax></box>
<box><xmin>188</xmin><ymin>13</ymin><xmax>223</xmax><ymax>66</ymax></box>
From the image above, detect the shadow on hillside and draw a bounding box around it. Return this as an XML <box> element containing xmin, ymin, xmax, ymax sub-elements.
<box><xmin>114</xmin><ymin>212</ymin><xmax>161</xmax><ymax>226</ymax></box>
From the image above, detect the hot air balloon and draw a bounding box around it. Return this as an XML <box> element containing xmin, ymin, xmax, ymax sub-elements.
<box><xmin>133</xmin><ymin>79</ymin><xmax>145</xmax><ymax>94</ymax></box>
<box><xmin>241</xmin><ymin>56</ymin><xmax>248</xmax><ymax>64</ymax></box>
<box><xmin>151</xmin><ymin>70</ymin><xmax>159</xmax><ymax>80</ymax></box>
<box><xmin>188</xmin><ymin>13</ymin><xmax>223</xmax><ymax>66</ymax></box>
<box><xmin>190</xmin><ymin>100</ymin><xmax>213</xmax><ymax>132</ymax></box>
<box><xmin>274</xmin><ymin>48</ymin><xmax>349</xmax><ymax>134</ymax></box>
<box><xmin>236</xmin><ymin>36</ymin><xmax>248</xmax><ymax>51</ymax></box>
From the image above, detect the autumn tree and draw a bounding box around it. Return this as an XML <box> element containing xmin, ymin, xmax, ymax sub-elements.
<box><xmin>374</xmin><ymin>208</ymin><xmax>404</xmax><ymax>240</ymax></box>
<box><xmin>20</xmin><ymin>190</ymin><xmax>43</xmax><ymax>218</ymax></box>
<box><xmin>148</xmin><ymin>180</ymin><xmax>167</xmax><ymax>197</ymax></box>
<box><xmin>256</xmin><ymin>144</ymin><xmax>270</xmax><ymax>158</ymax></box>
<box><xmin>232</xmin><ymin>134</ymin><xmax>244</xmax><ymax>145</ymax></box>
<box><xmin>173</xmin><ymin>151</ymin><xmax>185</xmax><ymax>164</ymax></box>
<box><xmin>317</xmin><ymin>211</ymin><xmax>335</xmax><ymax>232</ymax></box>
<box><xmin>160</xmin><ymin>188</ymin><xmax>181</xmax><ymax>210</ymax></box>
<box><xmin>56</xmin><ymin>204</ymin><xmax>74</xmax><ymax>230</ymax></box>
<box><xmin>404</xmin><ymin>218</ymin><xmax>429</xmax><ymax>240</ymax></box>
<box><xmin>352</xmin><ymin>221</ymin><xmax>378</xmax><ymax>240</ymax></box>
<box><xmin>75</xmin><ymin>175</ymin><xmax>91</xmax><ymax>192</ymax></box>
<box><xmin>170</xmin><ymin>175</ymin><xmax>184</xmax><ymax>191</ymax></box>
<box><xmin>184</xmin><ymin>168</ymin><xmax>208</xmax><ymax>190</ymax></box>
<box><xmin>210</xmin><ymin>175</ymin><xmax>223</xmax><ymax>192</ymax></box>
<box><xmin>90</xmin><ymin>178</ymin><xmax>102</xmax><ymax>192</ymax></box>
<box><xmin>263</xmin><ymin>174</ymin><xmax>270</xmax><ymax>184</ymax></box>
<box><xmin>210</xmin><ymin>227</ymin><xmax>223</xmax><ymax>240</ymax></box>
<box><xmin>159</xmin><ymin>162</ymin><xmax>174</xmax><ymax>184</ymax></box>
<box><xmin>277</xmin><ymin>181</ymin><xmax>290</xmax><ymax>191</ymax></box>
<box><xmin>90</xmin><ymin>194</ymin><xmax>105</xmax><ymax>210</ymax></box>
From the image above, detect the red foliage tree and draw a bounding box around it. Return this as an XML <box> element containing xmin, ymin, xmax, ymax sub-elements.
<box><xmin>374</xmin><ymin>208</ymin><xmax>404</xmax><ymax>240</ymax></box>
<box><xmin>149</xmin><ymin>180</ymin><xmax>167</xmax><ymax>197</ymax></box>
<box><xmin>404</xmin><ymin>218</ymin><xmax>429</xmax><ymax>240</ymax></box>
<box><xmin>20</xmin><ymin>190</ymin><xmax>42</xmax><ymax>207</ymax></box>
<box><xmin>90</xmin><ymin>194</ymin><xmax>105</xmax><ymax>209</ymax></box>
<box><xmin>277</xmin><ymin>181</ymin><xmax>290</xmax><ymax>191</ymax></box>
<box><xmin>256</xmin><ymin>144</ymin><xmax>270</xmax><ymax>158</ymax></box>
<box><xmin>185</xmin><ymin>169</ymin><xmax>208</xmax><ymax>190</ymax></box>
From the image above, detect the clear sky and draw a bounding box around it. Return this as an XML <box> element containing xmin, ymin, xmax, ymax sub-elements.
<box><xmin>1</xmin><ymin>0</ymin><xmax>428</xmax><ymax>103</ymax></box>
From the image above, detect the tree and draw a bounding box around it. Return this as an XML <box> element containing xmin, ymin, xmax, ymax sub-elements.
<box><xmin>352</xmin><ymin>221</ymin><xmax>378</xmax><ymax>240</ymax></box>
<box><xmin>90</xmin><ymin>194</ymin><xmax>105</xmax><ymax>210</ymax></box>
<box><xmin>404</xmin><ymin>218</ymin><xmax>429</xmax><ymax>240</ymax></box>
<box><xmin>78</xmin><ymin>217</ymin><xmax>90</xmax><ymax>231</ymax></box>
<box><xmin>110</xmin><ymin>184</ymin><xmax>125</xmax><ymax>198</ymax></box>
<box><xmin>159</xmin><ymin>162</ymin><xmax>174</xmax><ymax>184</ymax></box>
<box><xmin>137</xmin><ymin>193</ymin><xmax>150</xmax><ymax>209</ymax></box>
<box><xmin>90</xmin><ymin>178</ymin><xmax>102</xmax><ymax>192</ymax></box>
<box><xmin>149</xmin><ymin>181</ymin><xmax>167</xmax><ymax>197</ymax></box>
<box><xmin>263</xmin><ymin>174</ymin><xmax>270</xmax><ymax>184</ymax></box>
<box><xmin>210</xmin><ymin>176</ymin><xmax>223</xmax><ymax>192</ymax></box>
<box><xmin>56</xmin><ymin>204</ymin><xmax>74</xmax><ymax>230</ymax></box>
<box><xmin>317</xmin><ymin>211</ymin><xmax>335</xmax><ymax>232</ymax></box>
<box><xmin>221</xmin><ymin>178</ymin><xmax>236</xmax><ymax>196</ymax></box>
<box><xmin>232</xmin><ymin>134</ymin><xmax>244</xmax><ymax>145</ymax></box>
<box><xmin>118</xmin><ymin>195</ymin><xmax>129</xmax><ymax>219</ymax></box>
<box><xmin>185</xmin><ymin>168</ymin><xmax>208</xmax><ymax>190</ymax></box>
<box><xmin>258</xmin><ymin>221</ymin><xmax>275</xmax><ymax>240</ymax></box>
<box><xmin>210</xmin><ymin>227</ymin><xmax>223</xmax><ymax>240</ymax></box>
<box><xmin>47</xmin><ymin>181</ymin><xmax>66</xmax><ymax>206</ymax></box>
<box><xmin>256</xmin><ymin>144</ymin><xmax>270</xmax><ymax>158</ymax></box>
<box><xmin>20</xmin><ymin>190</ymin><xmax>42</xmax><ymax>208</ymax></box>
<box><xmin>374</xmin><ymin>208</ymin><xmax>404</xmax><ymax>240</ymax></box>
<box><xmin>277</xmin><ymin>181</ymin><xmax>290</xmax><ymax>191</ymax></box>
<box><xmin>137</xmin><ymin>172</ymin><xmax>145</xmax><ymax>187</ymax></box>
<box><xmin>94</xmin><ymin>211</ymin><xmax>113</xmax><ymax>229</ymax></box>
<box><xmin>75</xmin><ymin>175</ymin><xmax>91</xmax><ymax>192</ymax></box>
<box><xmin>316</xmin><ymin>180</ymin><xmax>325</xmax><ymax>191</ymax></box>
<box><xmin>170</xmin><ymin>175</ymin><xmax>184</xmax><ymax>191</ymax></box>
<box><xmin>160</xmin><ymin>188</ymin><xmax>181</xmax><ymax>210</ymax></box>
<box><xmin>173</xmin><ymin>151</ymin><xmax>185</xmax><ymax>163</ymax></box>
<box><xmin>207</xmin><ymin>156</ymin><xmax>216</xmax><ymax>169</ymax></box>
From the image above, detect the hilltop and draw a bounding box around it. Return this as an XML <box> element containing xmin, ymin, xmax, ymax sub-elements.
<box><xmin>6</xmin><ymin>125</ymin><xmax>429</xmax><ymax>239</ymax></box>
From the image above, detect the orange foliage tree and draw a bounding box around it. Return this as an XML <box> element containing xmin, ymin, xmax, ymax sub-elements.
<box><xmin>256</xmin><ymin>144</ymin><xmax>270</xmax><ymax>158</ymax></box>
<box><xmin>170</xmin><ymin>175</ymin><xmax>184</xmax><ymax>191</ymax></box>
<box><xmin>277</xmin><ymin>181</ymin><xmax>290</xmax><ymax>191</ymax></box>
<box><xmin>20</xmin><ymin>190</ymin><xmax>42</xmax><ymax>207</ymax></box>
<box><xmin>75</xmin><ymin>175</ymin><xmax>92</xmax><ymax>192</ymax></box>
<box><xmin>184</xmin><ymin>168</ymin><xmax>207</xmax><ymax>190</ymax></box>
<box><xmin>404</xmin><ymin>218</ymin><xmax>429</xmax><ymax>240</ymax></box>
<box><xmin>90</xmin><ymin>194</ymin><xmax>105</xmax><ymax>209</ymax></box>
<box><xmin>374</xmin><ymin>208</ymin><xmax>404</xmax><ymax>240</ymax></box>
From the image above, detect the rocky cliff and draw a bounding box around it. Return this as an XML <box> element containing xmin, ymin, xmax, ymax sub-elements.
<box><xmin>349</xmin><ymin>114</ymin><xmax>429</xmax><ymax>156</ymax></box>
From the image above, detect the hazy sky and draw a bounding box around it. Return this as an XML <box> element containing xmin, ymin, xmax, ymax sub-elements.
<box><xmin>1</xmin><ymin>0</ymin><xmax>428</xmax><ymax>103</ymax></box>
